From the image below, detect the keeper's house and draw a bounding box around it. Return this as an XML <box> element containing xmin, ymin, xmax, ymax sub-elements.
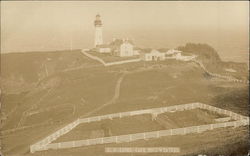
<box><xmin>140</xmin><ymin>49</ymin><xmax>165</xmax><ymax>61</ymax></box>
<box><xmin>109</xmin><ymin>39</ymin><xmax>136</xmax><ymax>57</ymax></box>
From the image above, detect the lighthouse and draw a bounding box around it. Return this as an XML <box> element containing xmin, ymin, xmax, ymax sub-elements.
<box><xmin>94</xmin><ymin>14</ymin><xmax>103</xmax><ymax>47</ymax></box>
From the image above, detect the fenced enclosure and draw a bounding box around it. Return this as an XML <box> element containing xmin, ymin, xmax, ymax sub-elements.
<box><xmin>30</xmin><ymin>102</ymin><xmax>249</xmax><ymax>153</ymax></box>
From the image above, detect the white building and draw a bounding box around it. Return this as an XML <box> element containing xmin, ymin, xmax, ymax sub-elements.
<box><xmin>94</xmin><ymin>14</ymin><xmax>103</xmax><ymax>47</ymax></box>
<box><xmin>165</xmin><ymin>49</ymin><xmax>196</xmax><ymax>61</ymax></box>
<box><xmin>108</xmin><ymin>39</ymin><xmax>136</xmax><ymax>57</ymax></box>
<box><xmin>119</xmin><ymin>40</ymin><xmax>134</xmax><ymax>57</ymax></box>
<box><xmin>140</xmin><ymin>49</ymin><xmax>165</xmax><ymax>61</ymax></box>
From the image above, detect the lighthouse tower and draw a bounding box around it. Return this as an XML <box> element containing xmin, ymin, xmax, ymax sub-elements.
<box><xmin>94</xmin><ymin>14</ymin><xmax>103</xmax><ymax>47</ymax></box>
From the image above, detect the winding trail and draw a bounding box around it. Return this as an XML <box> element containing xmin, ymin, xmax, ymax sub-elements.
<box><xmin>5</xmin><ymin>53</ymin><xmax>248</xmax><ymax>134</ymax></box>
<box><xmin>80</xmin><ymin>72</ymin><xmax>126</xmax><ymax>118</ymax></box>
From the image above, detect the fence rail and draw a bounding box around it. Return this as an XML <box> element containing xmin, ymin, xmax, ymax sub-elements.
<box><xmin>30</xmin><ymin>102</ymin><xmax>249</xmax><ymax>153</ymax></box>
<box><xmin>81</xmin><ymin>50</ymin><xmax>141</xmax><ymax>67</ymax></box>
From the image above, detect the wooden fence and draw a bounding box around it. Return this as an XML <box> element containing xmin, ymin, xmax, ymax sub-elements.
<box><xmin>30</xmin><ymin>102</ymin><xmax>249</xmax><ymax>153</ymax></box>
<box><xmin>81</xmin><ymin>50</ymin><xmax>141</xmax><ymax>67</ymax></box>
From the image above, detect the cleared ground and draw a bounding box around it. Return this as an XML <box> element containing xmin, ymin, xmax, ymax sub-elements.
<box><xmin>53</xmin><ymin>108</ymin><xmax>230</xmax><ymax>143</ymax></box>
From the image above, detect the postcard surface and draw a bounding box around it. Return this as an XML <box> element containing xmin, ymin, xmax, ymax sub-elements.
<box><xmin>1</xmin><ymin>1</ymin><xmax>249</xmax><ymax>156</ymax></box>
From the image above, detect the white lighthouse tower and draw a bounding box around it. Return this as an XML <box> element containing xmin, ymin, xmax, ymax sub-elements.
<box><xmin>94</xmin><ymin>14</ymin><xmax>103</xmax><ymax>47</ymax></box>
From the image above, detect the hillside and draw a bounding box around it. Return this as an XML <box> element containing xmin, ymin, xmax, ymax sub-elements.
<box><xmin>1</xmin><ymin>49</ymin><xmax>100</xmax><ymax>94</ymax></box>
<box><xmin>0</xmin><ymin>48</ymin><xmax>249</xmax><ymax>156</ymax></box>
<box><xmin>177</xmin><ymin>43</ymin><xmax>249</xmax><ymax>80</ymax></box>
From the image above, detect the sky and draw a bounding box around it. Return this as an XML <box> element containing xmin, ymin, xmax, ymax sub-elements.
<box><xmin>1</xmin><ymin>1</ymin><xmax>249</xmax><ymax>62</ymax></box>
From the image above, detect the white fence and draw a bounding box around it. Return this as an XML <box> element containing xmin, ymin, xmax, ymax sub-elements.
<box><xmin>81</xmin><ymin>51</ymin><xmax>106</xmax><ymax>66</ymax></box>
<box><xmin>105</xmin><ymin>59</ymin><xmax>141</xmax><ymax>66</ymax></box>
<box><xmin>30</xmin><ymin>102</ymin><xmax>249</xmax><ymax>153</ymax></box>
<box><xmin>81</xmin><ymin>50</ymin><xmax>141</xmax><ymax>67</ymax></box>
<box><xmin>194</xmin><ymin>60</ymin><xmax>249</xmax><ymax>84</ymax></box>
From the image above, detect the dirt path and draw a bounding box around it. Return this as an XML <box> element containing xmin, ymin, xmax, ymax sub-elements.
<box><xmin>80</xmin><ymin>73</ymin><xmax>126</xmax><ymax>118</ymax></box>
<box><xmin>79</xmin><ymin>66</ymin><xmax>161</xmax><ymax>118</ymax></box>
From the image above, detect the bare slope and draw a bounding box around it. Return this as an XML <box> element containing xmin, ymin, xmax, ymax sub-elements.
<box><xmin>1</xmin><ymin>49</ymin><xmax>249</xmax><ymax>156</ymax></box>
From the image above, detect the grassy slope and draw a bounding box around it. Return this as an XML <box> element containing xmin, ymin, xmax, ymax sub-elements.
<box><xmin>1</xmin><ymin>49</ymin><xmax>99</xmax><ymax>94</ymax></box>
<box><xmin>94</xmin><ymin>60</ymin><xmax>248</xmax><ymax>116</ymax></box>
<box><xmin>54</xmin><ymin>109</ymin><xmax>227</xmax><ymax>143</ymax></box>
<box><xmin>177</xmin><ymin>43</ymin><xmax>249</xmax><ymax>80</ymax></box>
<box><xmin>1</xmin><ymin>51</ymin><xmax>120</xmax><ymax>155</ymax></box>
<box><xmin>1</xmin><ymin>51</ymin><xmax>249</xmax><ymax>156</ymax></box>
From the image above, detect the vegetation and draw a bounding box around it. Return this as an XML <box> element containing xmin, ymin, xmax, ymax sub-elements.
<box><xmin>1</xmin><ymin>49</ymin><xmax>99</xmax><ymax>94</ymax></box>
<box><xmin>1</xmin><ymin>46</ymin><xmax>248</xmax><ymax>156</ymax></box>
<box><xmin>177</xmin><ymin>43</ymin><xmax>221</xmax><ymax>62</ymax></box>
<box><xmin>177</xmin><ymin>43</ymin><xmax>248</xmax><ymax>80</ymax></box>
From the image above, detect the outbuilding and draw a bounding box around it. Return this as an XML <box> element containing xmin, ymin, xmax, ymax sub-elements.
<box><xmin>140</xmin><ymin>49</ymin><xmax>165</xmax><ymax>61</ymax></box>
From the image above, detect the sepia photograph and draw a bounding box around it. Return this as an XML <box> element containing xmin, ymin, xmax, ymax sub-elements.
<box><xmin>0</xmin><ymin>1</ymin><xmax>249</xmax><ymax>156</ymax></box>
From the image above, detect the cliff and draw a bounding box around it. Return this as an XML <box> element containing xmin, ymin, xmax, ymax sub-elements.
<box><xmin>177</xmin><ymin>43</ymin><xmax>248</xmax><ymax>80</ymax></box>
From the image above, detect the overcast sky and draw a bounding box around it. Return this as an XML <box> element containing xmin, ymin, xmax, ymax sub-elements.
<box><xmin>1</xmin><ymin>1</ymin><xmax>249</xmax><ymax>62</ymax></box>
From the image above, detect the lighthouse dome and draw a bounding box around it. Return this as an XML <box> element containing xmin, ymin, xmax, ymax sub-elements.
<box><xmin>94</xmin><ymin>14</ymin><xmax>102</xmax><ymax>26</ymax></box>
